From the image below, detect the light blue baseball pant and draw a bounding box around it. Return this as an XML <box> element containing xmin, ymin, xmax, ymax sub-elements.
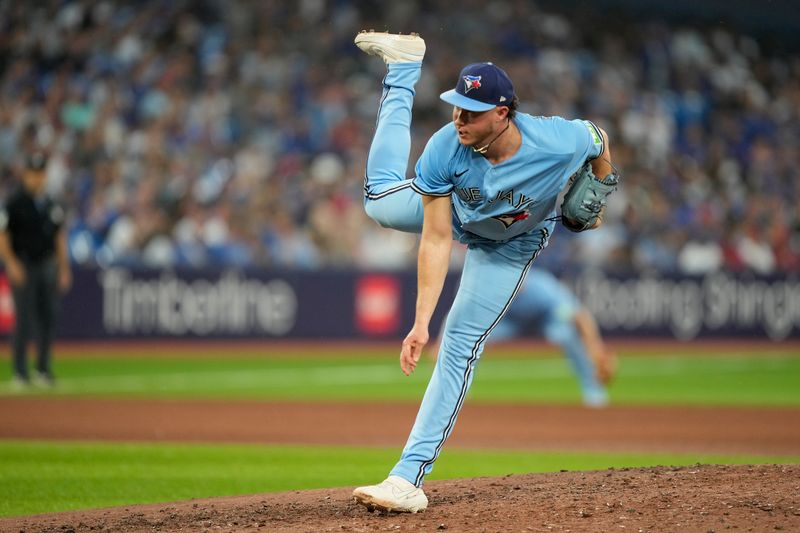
<box><xmin>492</xmin><ymin>310</ymin><xmax>608</xmax><ymax>406</ymax></box>
<box><xmin>544</xmin><ymin>320</ymin><xmax>608</xmax><ymax>406</ymax></box>
<box><xmin>362</xmin><ymin>62</ymin><xmax>425</xmax><ymax>232</ymax></box>
<box><xmin>364</xmin><ymin>62</ymin><xmax>541</xmax><ymax>487</ymax></box>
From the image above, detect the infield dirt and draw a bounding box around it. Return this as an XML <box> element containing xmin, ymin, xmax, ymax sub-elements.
<box><xmin>1</xmin><ymin>398</ymin><xmax>799</xmax><ymax>455</ymax></box>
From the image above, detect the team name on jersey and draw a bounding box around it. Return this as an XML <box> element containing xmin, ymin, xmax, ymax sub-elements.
<box><xmin>455</xmin><ymin>187</ymin><xmax>483</xmax><ymax>203</ymax></box>
<box><xmin>489</xmin><ymin>189</ymin><xmax>536</xmax><ymax>210</ymax></box>
<box><xmin>456</xmin><ymin>187</ymin><xmax>536</xmax><ymax>210</ymax></box>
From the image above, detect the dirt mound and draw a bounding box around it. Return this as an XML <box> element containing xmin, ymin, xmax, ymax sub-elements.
<box><xmin>5</xmin><ymin>464</ymin><xmax>798</xmax><ymax>532</ymax></box>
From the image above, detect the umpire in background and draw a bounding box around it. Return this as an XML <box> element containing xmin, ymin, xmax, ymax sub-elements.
<box><xmin>0</xmin><ymin>152</ymin><xmax>72</xmax><ymax>389</ymax></box>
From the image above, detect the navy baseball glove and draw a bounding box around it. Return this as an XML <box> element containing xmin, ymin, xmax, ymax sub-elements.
<box><xmin>560</xmin><ymin>162</ymin><xmax>619</xmax><ymax>232</ymax></box>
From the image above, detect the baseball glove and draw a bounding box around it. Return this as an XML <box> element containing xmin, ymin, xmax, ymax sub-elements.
<box><xmin>561</xmin><ymin>162</ymin><xmax>619</xmax><ymax>232</ymax></box>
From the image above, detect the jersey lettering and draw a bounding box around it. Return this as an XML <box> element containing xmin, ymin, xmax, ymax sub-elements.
<box><xmin>455</xmin><ymin>187</ymin><xmax>483</xmax><ymax>203</ymax></box>
<box><xmin>489</xmin><ymin>189</ymin><xmax>536</xmax><ymax>210</ymax></box>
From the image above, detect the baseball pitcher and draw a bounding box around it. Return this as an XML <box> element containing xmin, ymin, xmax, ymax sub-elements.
<box><xmin>352</xmin><ymin>31</ymin><xmax>618</xmax><ymax>513</ymax></box>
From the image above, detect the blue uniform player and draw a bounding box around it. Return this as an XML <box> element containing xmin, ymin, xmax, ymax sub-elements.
<box><xmin>490</xmin><ymin>268</ymin><xmax>616</xmax><ymax>407</ymax></box>
<box><xmin>351</xmin><ymin>31</ymin><xmax>616</xmax><ymax>513</ymax></box>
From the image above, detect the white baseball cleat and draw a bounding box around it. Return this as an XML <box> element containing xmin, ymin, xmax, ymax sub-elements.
<box><xmin>9</xmin><ymin>375</ymin><xmax>30</xmax><ymax>393</ymax></box>
<box><xmin>583</xmin><ymin>389</ymin><xmax>609</xmax><ymax>408</ymax></box>
<box><xmin>353</xmin><ymin>475</ymin><xmax>428</xmax><ymax>513</ymax></box>
<box><xmin>354</xmin><ymin>31</ymin><xmax>426</xmax><ymax>64</ymax></box>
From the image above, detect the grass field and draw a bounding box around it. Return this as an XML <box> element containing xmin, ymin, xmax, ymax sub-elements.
<box><xmin>1</xmin><ymin>344</ymin><xmax>799</xmax><ymax>405</ymax></box>
<box><xmin>1</xmin><ymin>342</ymin><xmax>798</xmax><ymax>518</ymax></box>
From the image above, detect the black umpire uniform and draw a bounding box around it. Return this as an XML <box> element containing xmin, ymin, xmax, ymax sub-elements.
<box><xmin>0</xmin><ymin>152</ymin><xmax>71</xmax><ymax>386</ymax></box>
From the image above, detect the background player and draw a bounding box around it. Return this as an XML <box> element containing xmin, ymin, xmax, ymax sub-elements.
<box><xmin>351</xmin><ymin>31</ymin><xmax>618</xmax><ymax>513</ymax></box>
<box><xmin>489</xmin><ymin>268</ymin><xmax>616</xmax><ymax>407</ymax></box>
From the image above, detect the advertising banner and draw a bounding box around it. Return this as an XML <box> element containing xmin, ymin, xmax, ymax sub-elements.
<box><xmin>34</xmin><ymin>268</ymin><xmax>800</xmax><ymax>340</ymax></box>
<box><xmin>570</xmin><ymin>272</ymin><xmax>800</xmax><ymax>341</ymax></box>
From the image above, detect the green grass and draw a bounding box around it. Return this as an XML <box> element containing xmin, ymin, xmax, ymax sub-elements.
<box><xmin>1</xmin><ymin>347</ymin><xmax>798</xmax><ymax>406</ymax></box>
<box><xmin>1</xmin><ymin>439</ymin><xmax>798</xmax><ymax>518</ymax></box>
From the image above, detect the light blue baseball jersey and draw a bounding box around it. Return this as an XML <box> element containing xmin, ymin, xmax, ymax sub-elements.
<box><xmin>410</xmin><ymin>114</ymin><xmax>604</xmax><ymax>245</ymax></box>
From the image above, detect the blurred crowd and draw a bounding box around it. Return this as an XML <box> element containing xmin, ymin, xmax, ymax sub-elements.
<box><xmin>1</xmin><ymin>0</ymin><xmax>798</xmax><ymax>274</ymax></box>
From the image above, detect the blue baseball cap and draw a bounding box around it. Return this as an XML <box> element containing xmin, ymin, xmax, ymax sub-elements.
<box><xmin>440</xmin><ymin>62</ymin><xmax>515</xmax><ymax>112</ymax></box>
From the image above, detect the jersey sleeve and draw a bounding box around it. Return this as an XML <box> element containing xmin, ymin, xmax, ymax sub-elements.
<box><xmin>558</xmin><ymin>118</ymin><xmax>605</xmax><ymax>178</ymax></box>
<box><xmin>411</xmin><ymin>130</ymin><xmax>454</xmax><ymax>197</ymax></box>
<box><xmin>580</xmin><ymin>119</ymin><xmax>604</xmax><ymax>161</ymax></box>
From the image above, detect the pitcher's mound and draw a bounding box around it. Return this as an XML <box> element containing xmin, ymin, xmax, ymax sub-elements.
<box><xmin>4</xmin><ymin>464</ymin><xmax>798</xmax><ymax>532</ymax></box>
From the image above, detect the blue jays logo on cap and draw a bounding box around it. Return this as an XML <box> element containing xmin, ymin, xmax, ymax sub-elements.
<box><xmin>441</xmin><ymin>62</ymin><xmax>515</xmax><ymax>112</ymax></box>
<box><xmin>463</xmin><ymin>75</ymin><xmax>482</xmax><ymax>93</ymax></box>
